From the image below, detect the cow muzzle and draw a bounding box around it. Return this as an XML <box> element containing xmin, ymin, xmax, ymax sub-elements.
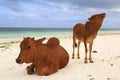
<box><xmin>16</xmin><ymin>58</ymin><xmax>21</xmax><ymax>64</ymax></box>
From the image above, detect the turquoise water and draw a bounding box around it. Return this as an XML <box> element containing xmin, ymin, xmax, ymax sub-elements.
<box><xmin>0</xmin><ymin>28</ymin><xmax>120</xmax><ymax>39</ymax></box>
<box><xmin>0</xmin><ymin>28</ymin><xmax>72</xmax><ymax>39</ymax></box>
<box><xmin>99</xmin><ymin>28</ymin><xmax>120</xmax><ymax>35</ymax></box>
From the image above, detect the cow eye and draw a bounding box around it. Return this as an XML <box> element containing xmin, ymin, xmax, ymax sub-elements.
<box><xmin>27</xmin><ymin>45</ymin><xmax>31</xmax><ymax>49</ymax></box>
<box><xmin>93</xmin><ymin>16</ymin><xmax>96</xmax><ymax>19</ymax></box>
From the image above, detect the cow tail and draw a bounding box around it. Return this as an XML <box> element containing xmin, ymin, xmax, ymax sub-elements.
<box><xmin>75</xmin><ymin>42</ymin><xmax>77</xmax><ymax>48</ymax></box>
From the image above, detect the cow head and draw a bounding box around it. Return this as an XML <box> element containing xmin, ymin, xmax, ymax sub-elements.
<box><xmin>16</xmin><ymin>37</ymin><xmax>46</xmax><ymax>64</ymax></box>
<box><xmin>88</xmin><ymin>13</ymin><xmax>106</xmax><ymax>22</ymax></box>
<box><xmin>16</xmin><ymin>37</ymin><xmax>36</xmax><ymax>64</ymax></box>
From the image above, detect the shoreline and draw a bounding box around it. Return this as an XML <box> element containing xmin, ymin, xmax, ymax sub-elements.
<box><xmin>0</xmin><ymin>33</ymin><xmax>120</xmax><ymax>44</ymax></box>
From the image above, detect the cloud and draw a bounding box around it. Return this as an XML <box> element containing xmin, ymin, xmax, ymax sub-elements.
<box><xmin>45</xmin><ymin>0</ymin><xmax>120</xmax><ymax>9</ymax></box>
<box><xmin>0</xmin><ymin>0</ymin><xmax>120</xmax><ymax>12</ymax></box>
<box><xmin>0</xmin><ymin>0</ymin><xmax>120</xmax><ymax>28</ymax></box>
<box><xmin>0</xmin><ymin>0</ymin><xmax>38</xmax><ymax>11</ymax></box>
<box><xmin>110</xmin><ymin>8</ymin><xmax>120</xmax><ymax>12</ymax></box>
<box><xmin>44</xmin><ymin>0</ymin><xmax>120</xmax><ymax>14</ymax></box>
<box><xmin>0</xmin><ymin>0</ymin><xmax>21</xmax><ymax>11</ymax></box>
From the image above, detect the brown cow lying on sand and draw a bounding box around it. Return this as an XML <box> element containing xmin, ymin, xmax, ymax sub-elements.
<box><xmin>16</xmin><ymin>37</ymin><xmax>69</xmax><ymax>75</ymax></box>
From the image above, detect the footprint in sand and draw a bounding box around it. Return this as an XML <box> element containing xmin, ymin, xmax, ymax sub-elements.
<box><xmin>116</xmin><ymin>56</ymin><xmax>120</xmax><ymax>59</ymax></box>
<box><xmin>107</xmin><ymin>78</ymin><xmax>111</xmax><ymax>80</ymax></box>
<box><xmin>89</xmin><ymin>78</ymin><xmax>95</xmax><ymax>80</ymax></box>
<box><xmin>88</xmin><ymin>75</ymin><xmax>95</xmax><ymax>80</ymax></box>
<box><xmin>92</xmin><ymin>50</ymin><xmax>98</xmax><ymax>53</ymax></box>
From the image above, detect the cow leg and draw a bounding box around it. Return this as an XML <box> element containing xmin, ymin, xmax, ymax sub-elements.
<box><xmin>84</xmin><ymin>40</ymin><xmax>88</xmax><ymax>63</ymax></box>
<box><xmin>45</xmin><ymin>62</ymin><xmax>59</xmax><ymax>76</ymax></box>
<box><xmin>77</xmin><ymin>41</ymin><xmax>80</xmax><ymax>59</ymax></box>
<box><xmin>89</xmin><ymin>42</ymin><xmax>94</xmax><ymax>63</ymax></box>
<box><xmin>72</xmin><ymin>36</ymin><xmax>76</xmax><ymax>59</ymax></box>
<box><xmin>26</xmin><ymin>64</ymin><xmax>35</xmax><ymax>74</ymax></box>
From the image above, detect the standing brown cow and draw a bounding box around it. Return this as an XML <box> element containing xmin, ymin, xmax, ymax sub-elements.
<box><xmin>72</xmin><ymin>13</ymin><xmax>106</xmax><ymax>63</ymax></box>
<box><xmin>16</xmin><ymin>37</ymin><xmax>69</xmax><ymax>75</ymax></box>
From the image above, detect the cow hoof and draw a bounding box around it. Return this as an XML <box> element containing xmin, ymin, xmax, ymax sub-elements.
<box><xmin>90</xmin><ymin>60</ymin><xmax>94</xmax><ymax>63</ymax></box>
<box><xmin>77</xmin><ymin>57</ymin><xmax>80</xmax><ymax>59</ymax></box>
<box><xmin>27</xmin><ymin>70</ymin><xmax>34</xmax><ymax>75</ymax></box>
<box><xmin>26</xmin><ymin>66</ymin><xmax>30</xmax><ymax>70</ymax></box>
<box><xmin>26</xmin><ymin>66</ymin><xmax>34</xmax><ymax>75</ymax></box>
<box><xmin>84</xmin><ymin>60</ymin><xmax>88</xmax><ymax>63</ymax></box>
<box><xmin>72</xmin><ymin>56</ymin><xmax>74</xmax><ymax>59</ymax></box>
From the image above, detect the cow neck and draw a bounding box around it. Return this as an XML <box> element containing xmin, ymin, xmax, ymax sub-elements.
<box><xmin>34</xmin><ymin>45</ymin><xmax>48</xmax><ymax>66</ymax></box>
<box><xmin>32</xmin><ymin>44</ymin><xmax>38</xmax><ymax>64</ymax></box>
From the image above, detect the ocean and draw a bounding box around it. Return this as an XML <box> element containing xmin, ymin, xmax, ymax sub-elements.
<box><xmin>0</xmin><ymin>27</ymin><xmax>120</xmax><ymax>39</ymax></box>
<box><xmin>0</xmin><ymin>28</ymin><xmax>72</xmax><ymax>39</ymax></box>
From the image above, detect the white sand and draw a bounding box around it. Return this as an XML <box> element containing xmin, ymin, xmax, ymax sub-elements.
<box><xmin>0</xmin><ymin>34</ymin><xmax>120</xmax><ymax>80</ymax></box>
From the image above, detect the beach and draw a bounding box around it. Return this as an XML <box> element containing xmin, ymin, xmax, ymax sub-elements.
<box><xmin>0</xmin><ymin>34</ymin><xmax>120</xmax><ymax>80</ymax></box>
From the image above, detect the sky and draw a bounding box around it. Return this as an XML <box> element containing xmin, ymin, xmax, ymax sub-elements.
<box><xmin>0</xmin><ymin>0</ymin><xmax>120</xmax><ymax>28</ymax></box>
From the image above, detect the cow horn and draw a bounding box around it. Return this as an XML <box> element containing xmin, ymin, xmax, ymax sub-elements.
<box><xmin>32</xmin><ymin>37</ymin><xmax>34</xmax><ymax>40</ymax></box>
<box><xmin>23</xmin><ymin>37</ymin><xmax>26</xmax><ymax>40</ymax></box>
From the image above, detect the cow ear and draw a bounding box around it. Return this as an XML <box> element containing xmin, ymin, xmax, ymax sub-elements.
<box><xmin>36</xmin><ymin>37</ymin><xmax>46</xmax><ymax>44</ymax></box>
<box><xmin>40</xmin><ymin>37</ymin><xmax>46</xmax><ymax>42</ymax></box>
<box><xmin>32</xmin><ymin>37</ymin><xmax>34</xmax><ymax>40</ymax></box>
<box><xmin>23</xmin><ymin>37</ymin><xmax>26</xmax><ymax>40</ymax></box>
